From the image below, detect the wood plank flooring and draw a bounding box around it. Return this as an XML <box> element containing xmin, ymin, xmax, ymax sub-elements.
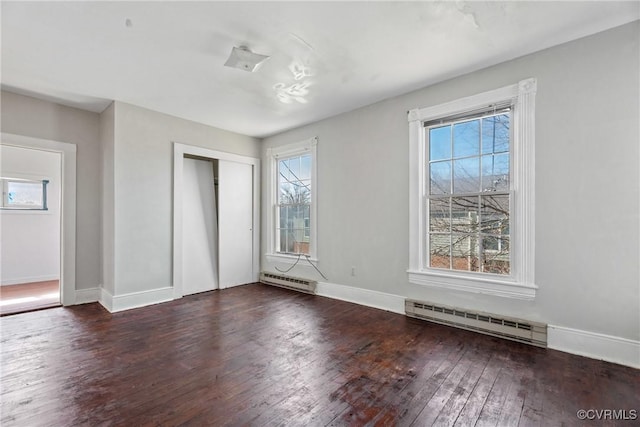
<box><xmin>1</xmin><ymin>283</ymin><xmax>638</xmax><ymax>426</ymax></box>
<box><xmin>0</xmin><ymin>280</ymin><xmax>60</xmax><ymax>316</ymax></box>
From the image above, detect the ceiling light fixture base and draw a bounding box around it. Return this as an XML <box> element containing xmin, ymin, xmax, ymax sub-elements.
<box><xmin>224</xmin><ymin>46</ymin><xmax>270</xmax><ymax>72</ymax></box>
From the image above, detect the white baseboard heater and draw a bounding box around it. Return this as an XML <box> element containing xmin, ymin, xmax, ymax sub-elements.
<box><xmin>406</xmin><ymin>299</ymin><xmax>547</xmax><ymax>347</ymax></box>
<box><xmin>260</xmin><ymin>272</ymin><xmax>317</xmax><ymax>294</ymax></box>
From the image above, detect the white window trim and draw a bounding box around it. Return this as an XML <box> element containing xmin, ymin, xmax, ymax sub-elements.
<box><xmin>265</xmin><ymin>137</ymin><xmax>318</xmax><ymax>264</ymax></box>
<box><xmin>0</xmin><ymin>172</ymin><xmax>52</xmax><ymax>214</ymax></box>
<box><xmin>408</xmin><ymin>78</ymin><xmax>537</xmax><ymax>300</ymax></box>
<box><xmin>1</xmin><ymin>178</ymin><xmax>49</xmax><ymax>210</ymax></box>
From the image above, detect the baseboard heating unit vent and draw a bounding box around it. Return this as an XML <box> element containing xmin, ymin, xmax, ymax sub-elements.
<box><xmin>260</xmin><ymin>272</ymin><xmax>317</xmax><ymax>294</ymax></box>
<box><xmin>405</xmin><ymin>299</ymin><xmax>547</xmax><ymax>347</ymax></box>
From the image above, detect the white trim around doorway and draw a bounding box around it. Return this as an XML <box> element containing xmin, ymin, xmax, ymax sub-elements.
<box><xmin>1</xmin><ymin>133</ymin><xmax>77</xmax><ymax>306</ymax></box>
<box><xmin>172</xmin><ymin>143</ymin><xmax>260</xmax><ymax>299</ymax></box>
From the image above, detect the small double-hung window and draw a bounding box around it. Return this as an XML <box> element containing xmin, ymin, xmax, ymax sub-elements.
<box><xmin>266</xmin><ymin>137</ymin><xmax>317</xmax><ymax>262</ymax></box>
<box><xmin>408</xmin><ymin>79</ymin><xmax>537</xmax><ymax>299</ymax></box>
<box><xmin>277</xmin><ymin>152</ymin><xmax>312</xmax><ymax>255</ymax></box>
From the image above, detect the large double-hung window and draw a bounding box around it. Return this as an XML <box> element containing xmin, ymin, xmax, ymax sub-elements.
<box><xmin>408</xmin><ymin>79</ymin><xmax>537</xmax><ymax>299</ymax></box>
<box><xmin>427</xmin><ymin>107</ymin><xmax>511</xmax><ymax>274</ymax></box>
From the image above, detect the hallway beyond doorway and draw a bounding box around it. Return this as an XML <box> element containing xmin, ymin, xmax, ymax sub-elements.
<box><xmin>0</xmin><ymin>280</ymin><xmax>60</xmax><ymax>316</ymax></box>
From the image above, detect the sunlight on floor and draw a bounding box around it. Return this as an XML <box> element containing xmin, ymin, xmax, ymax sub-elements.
<box><xmin>0</xmin><ymin>292</ymin><xmax>59</xmax><ymax>306</ymax></box>
<box><xmin>0</xmin><ymin>280</ymin><xmax>60</xmax><ymax>315</ymax></box>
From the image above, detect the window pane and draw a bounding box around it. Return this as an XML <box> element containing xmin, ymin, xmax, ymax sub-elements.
<box><xmin>493</xmin><ymin>153</ymin><xmax>509</xmax><ymax>191</ymax></box>
<box><xmin>482</xmin><ymin>114</ymin><xmax>510</xmax><ymax>154</ymax></box>
<box><xmin>453</xmin><ymin>157</ymin><xmax>479</xmax><ymax>194</ymax></box>
<box><xmin>288</xmin><ymin>156</ymin><xmax>300</xmax><ymax>180</ymax></box>
<box><xmin>423</xmin><ymin>110</ymin><xmax>513</xmax><ymax>277</ymax></box>
<box><xmin>429</xmin><ymin>126</ymin><xmax>451</xmax><ymax>161</ymax></box>
<box><xmin>297</xmin><ymin>183</ymin><xmax>311</xmax><ymax>204</ymax></box>
<box><xmin>430</xmin><ymin>161</ymin><xmax>451</xmax><ymax>195</ymax></box>
<box><xmin>481</xmin><ymin>154</ymin><xmax>509</xmax><ymax>192</ymax></box>
<box><xmin>451</xmin><ymin>234</ymin><xmax>479</xmax><ymax>272</ymax></box>
<box><xmin>429</xmin><ymin>198</ymin><xmax>450</xmax><ymax>232</ymax></box>
<box><xmin>280</xmin><ymin>183</ymin><xmax>310</xmax><ymax>204</ymax></box>
<box><xmin>482</xmin><ymin>153</ymin><xmax>510</xmax><ymax>191</ymax></box>
<box><xmin>278</xmin><ymin>159</ymin><xmax>290</xmax><ymax>182</ymax></box>
<box><xmin>480</xmin><ymin>195</ymin><xmax>509</xmax><ymax>235</ymax></box>
<box><xmin>453</xmin><ymin>120</ymin><xmax>480</xmax><ymax>158</ymax></box>
<box><xmin>483</xmin><ymin>235</ymin><xmax>499</xmax><ymax>251</ymax></box>
<box><xmin>300</xmin><ymin>154</ymin><xmax>311</xmax><ymax>180</ymax></box>
<box><xmin>6</xmin><ymin>181</ymin><xmax>44</xmax><ymax>207</ymax></box>
<box><xmin>292</xmin><ymin>205</ymin><xmax>302</xmax><ymax>223</ymax></box>
<box><xmin>278</xmin><ymin>203</ymin><xmax>310</xmax><ymax>254</ymax></box>
<box><xmin>294</xmin><ymin>240</ymin><xmax>309</xmax><ymax>255</ymax></box>
<box><xmin>279</xmin><ymin>229</ymin><xmax>289</xmax><ymax>253</ymax></box>
<box><xmin>482</xmin><ymin>236</ymin><xmax>510</xmax><ymax>274</ymax></box>
<box><xmin>429</xmin><ymin>234</ymin><xmax>450</xmax><ymax>269</ymax></box>
<box><xmin>451</xmin><ymin>196</ymin><xmax>479</xmax><ymax>233</ymax></box>
<box><xmin>275</xmin><ymin>151</ymin><xmax>313</xmax><ymax>255</ymax></box>
<box><xmin>281</xmin><ymin>206</ymin><xmax>289</xmax><ymax>228</ymax></box>
<box><xmin>279</xmin><ymin>183</ymin><xmax>292</xmax><ymax>204</ymax></box>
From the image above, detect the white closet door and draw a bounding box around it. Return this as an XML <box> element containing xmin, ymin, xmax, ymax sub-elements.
<box><xmin>218</xmin><ymin>160</ymin><xmax>254</xmax><ymax>288</ymax></box>
<box><xmin>182</xmin><ymin>157</ymin><xmax>219</xmax><ymax>295</ymax></box>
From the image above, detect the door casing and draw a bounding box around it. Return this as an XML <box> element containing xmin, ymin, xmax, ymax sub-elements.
<box><xmin>172</xmin><ymin>142</ymin><xmax>260</xmax><ymax>299</ymax></box>
<box><xmin>1</xmin><ymin>133</ymin><xmax>77</xmax><ymax>306</ymax></box>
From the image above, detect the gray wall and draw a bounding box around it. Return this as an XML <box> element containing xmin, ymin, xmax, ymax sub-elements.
<box><xmin>1</xmin><ymin>93</ymin><xmax>261</xmax><ymax>298</ymax></box>
<box><xmin>1</xmin><ymin>91</ymin><xmax>102</xmax><ymax>291</ymax></box>
<box><xmin>100</xmin><ymin>103</ymin><xmax>115</xmax><ymax>295</ymax></box>
<box><xmin>110</xmin><ymin>101</ymin><xmax>260</xmax><ymax>295</ymax></box>
<box><xmin>261</xmin><ymin>22</ymin><xmax>640</xmax><ymax>342</ymax></box>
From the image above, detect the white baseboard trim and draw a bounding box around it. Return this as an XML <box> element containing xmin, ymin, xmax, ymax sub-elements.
<box><xmin>1</xmin><ymin>275</ymin><xmax>59</xmax><ymax>286</ymax></box>
<box><xmin>548</xmin><ymin>325</ymin><xmax>640</xmax><ymax>369</ymax></box>
<box><xmin>74</xmin><ymin>287</ymin><xmax>100</xmax><ymax>305</ymax></box>
<box><xmin>99</xmin><ymin>286</ymin><xmax>174</xmax><ymax>313</ymax></box>
<box><xmin>316</xmin><ymin>281</ymin><xmax>405</xmax><ymax>315</ymax></box>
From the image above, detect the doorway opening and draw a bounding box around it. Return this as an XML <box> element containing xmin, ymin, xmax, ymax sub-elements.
<box><xmin>0</xmin><ymin>145</ymin><xmax>61</xmax><ymax>316</ymax></box>
<box><xmin>0</xmin><ymin>133</ymin><xmax>77</xmax><ymax>314</ymax></box>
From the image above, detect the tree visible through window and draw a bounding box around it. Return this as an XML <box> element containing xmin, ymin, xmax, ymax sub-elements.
<box><xmin>277</xmin><ymin>153</ymin><xmax>311</xmax><ymax>255</ymax></box>
<box><xmin>409</xmin><ymin>79</ymin><xmax>536</xmax><ymax>298</ymax></box>
<box><xmin>427</xmin><ymin>111</ymin><xmax>511</xmax><ymax>274</ymax></box>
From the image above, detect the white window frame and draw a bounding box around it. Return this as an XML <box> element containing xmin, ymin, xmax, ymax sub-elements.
<box><xmin>266</xmin><ymin>137</ymin><xmax>318</xmax><ymax>264</ymax></box>
<box><xmin>1</xmin><ymin>177</ymin><xmax>49</xmax><ymax>210</ymax></box>
<box><xmin>408</xmin><ymin>78</ymin><xmax>537</xmax><ymax>299</ymax></box>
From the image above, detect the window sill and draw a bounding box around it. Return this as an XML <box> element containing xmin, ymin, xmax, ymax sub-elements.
<box><xmin>407</xmin><ymin>269</ymin><xmax>537</xmax><ymax>300</ymax></box>
<box><xmin>0</xmin><ymin>208</ymin><xmax>51</xmax><ymax>215</ymax></box>
<box><xmin>266</xmin><ymin>253</ymin><xmax>319</xmax><ymax>265</ymax></box>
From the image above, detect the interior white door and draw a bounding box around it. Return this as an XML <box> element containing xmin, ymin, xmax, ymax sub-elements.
<box><xmin>218</xmin><ymin>160</ymin><xmax>254</xmax><ymax>288</ymax></box>
<box><xmin>182</xmin><ymin>157</ymin><xmax>219</xmax><ymax>295</ymax></box>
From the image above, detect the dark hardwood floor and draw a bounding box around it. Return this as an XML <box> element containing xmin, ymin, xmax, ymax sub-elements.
<box><xmin>1</xmin><ymin>283</ymin><xmax>638</xmax><ymax>426</ymax></box>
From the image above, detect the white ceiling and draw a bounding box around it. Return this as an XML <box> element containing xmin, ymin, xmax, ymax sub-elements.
<box><xmin>2</xmin><ymin>1</ymin><xmax>638</xmax><ymax>138</ymax></box>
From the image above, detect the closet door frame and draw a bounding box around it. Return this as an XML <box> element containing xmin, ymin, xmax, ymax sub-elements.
<box><xmin>172</xmin><ymin>142</ymin><xmax>260</xmax><ymax>299</ymax></box>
